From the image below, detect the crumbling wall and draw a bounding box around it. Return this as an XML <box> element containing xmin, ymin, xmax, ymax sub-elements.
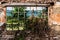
<box><xmin>0</xmin><ymin>5</ymin><xmax>6</xmax><ymax>31</ymax></box>
<box><xmin>0</xmin><ymin>5</ymin><xmax>6</xmax><ymax>23</ymax></box>
<box><xmin>48</xmin><ymin>3</ymin><xmax>60</xmax><ymax>34</ymax></box>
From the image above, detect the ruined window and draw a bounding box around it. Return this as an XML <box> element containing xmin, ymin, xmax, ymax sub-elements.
<box><xmin>6</xmin><ymin>6</ymin><xmax>47</xmax><ymax>31</ymax></box>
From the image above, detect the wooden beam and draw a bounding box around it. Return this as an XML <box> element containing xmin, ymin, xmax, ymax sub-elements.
<box><xmin>2</xmin><ymin>3</ymin><xmax>50</xmax><ymax>7</ymax></box>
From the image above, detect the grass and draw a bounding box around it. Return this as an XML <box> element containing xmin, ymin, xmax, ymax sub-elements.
<box><xmin>6</xmin><ymin>27</ymin><xmax>12</xmax><ymax>30</ymax></box>
<box><xmin>19</xmin><ymin>27</ymin><xmax>24</xmax><ymax>30</ymax></box>
<box><xmin>6</xmin><ymin>26</ymin><xmax>24</xmax><ymax>31</ymax></box>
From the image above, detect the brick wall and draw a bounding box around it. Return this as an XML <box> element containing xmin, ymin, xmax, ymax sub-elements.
<box><xmin>48</xmin><ymin>3</ymin><xmax>60</xmax><ymax>33</ymax></box>
<box><xmin>0</xmin><ymin>6</ymin><xmax>6</xmax><ymax>23</ymax></box>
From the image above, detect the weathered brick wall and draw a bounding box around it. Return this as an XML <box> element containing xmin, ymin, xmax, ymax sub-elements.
<box><xmin>48</xmin><ymin>3</ymin><xmax>60</xmax><ymax>33</ymax></box>
<box><xmin>0</xmin><ymin>5</ymin><xmax>6</xmax><ymax>23</ymax></box>
<box><xmin>0</xmin><ymin>0</ymin><xmax>57</xmax><ymax>4</ymax></box>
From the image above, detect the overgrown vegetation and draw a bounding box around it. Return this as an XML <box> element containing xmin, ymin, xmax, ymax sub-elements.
<box><xmin>6</xmin><ymin>7</ymin><xmax>51</xmax><ymax>40</ymax></box>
